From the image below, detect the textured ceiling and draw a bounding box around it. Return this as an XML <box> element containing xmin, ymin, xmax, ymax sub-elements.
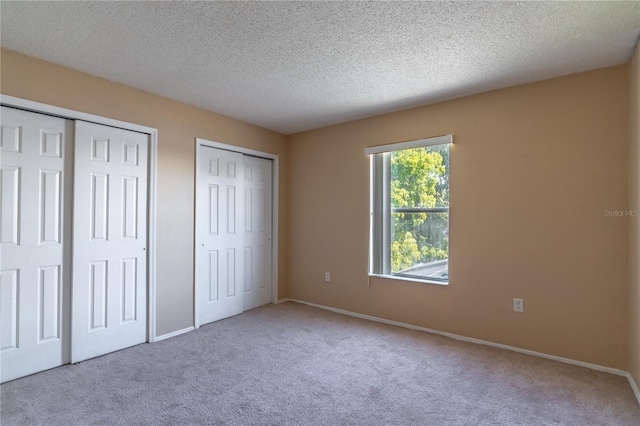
<box><xmin>1</xmin><ymin>1</ymin><xmax>639</xmax><ymax>134</ymax></box>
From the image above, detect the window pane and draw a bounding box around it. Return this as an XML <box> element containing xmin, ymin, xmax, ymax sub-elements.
<box><xmin>389</xmin><ymin>145</ymin><xmax>449</xmax><ymax>281</ymax></box>
<box><xmin>390</xmin><ymin>145</ymin><xmax>449</xmax><ymax>209</ymax></box>
<box><xmin>390</xmin><ymin>212</ymin><xmax>448</xmax><ymax>280</ymax></box>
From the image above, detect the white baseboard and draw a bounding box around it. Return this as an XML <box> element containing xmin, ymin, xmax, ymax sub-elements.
<box><xmin>627</xmin><ymin>372</ymin><xmax>640</xmax><ymax>406</ymax></box>
<box><xmin>153</xmin><ymin>326</ymin><xmax>195</xmax><ymax>342</ymax></box>
<box><xmin>282</xmin><ymin>298</ymin><xmax>630</xmax><ymax>378</ymax></box>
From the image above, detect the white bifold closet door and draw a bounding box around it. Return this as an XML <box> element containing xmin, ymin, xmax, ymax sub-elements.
<box><xmin>196</xmin><ymin>146</ymin><xmax>273</xmax><ymax>327</ymax></box>
<box><xmin>0</xmin><ymin>107</ymin><xmax>72</xmax><ymax>383</ymax></box>
<box><xmin>196</xmin><ymin>147</ymin><xmax>245</xmax><ymax>325</ymax></box>
<box><xmin>242</xmin><ymin>155</ymin><xmax>272</xmax><ymax>311</ymax></box>
<box><xmin>0</xmin><ymin>110</ymin><xmax>150</xmax><ymax>383</ymax></box>
<box><xmin>72</xmin><ymin>121</ymin><xmax>148</xmax><ymax>363</ymax></box>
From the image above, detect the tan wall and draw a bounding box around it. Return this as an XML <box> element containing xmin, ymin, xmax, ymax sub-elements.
<box><xmin>0</xmin><ymin>48</ymin><xmax>289</xmax><ymax>336</ymax></box>
<box><xmin>1</xmin><ymin>47</ymin><xmax>633</xmax><ymax>372</ymax></box>
<box><xmin>629</xmin><ymin>39</ymin><xmax>640</xmax><ymax>387</ymax></box>
<box><xmin>288</xmin><ymin>66</ymin><xmax>630</xmax><ymax>369</ymax></box>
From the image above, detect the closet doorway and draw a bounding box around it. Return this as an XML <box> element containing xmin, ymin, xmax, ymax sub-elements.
<box><xmin>0</xmin><ymin>98</ymin><xmax>157</xmax><ymax>383</ymax></box>
<box><xmin>194</xmin><ymin>139</ymin><xmax>278</xmax><ymax>328</ymax></box>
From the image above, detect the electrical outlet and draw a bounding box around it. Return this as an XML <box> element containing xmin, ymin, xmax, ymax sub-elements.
<box><xmin>325</xmin><ymin>272</ymin><xmax>331</xmax><ymax>282</ymax></box>
<box><xmin>513</xmin><ymin>298</ymin><xmax>524</xmax><ymax>313</ymax></box>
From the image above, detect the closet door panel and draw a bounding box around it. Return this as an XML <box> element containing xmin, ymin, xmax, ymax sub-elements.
<box><xmin>0</xmin><ymin>106</ymin><xmax>71</xmax><ymax>383</ymax></box>
<box><xmin>71</xmin><ymin>121</ymin><xmax>148</xmax><ymax>363</ymax></box>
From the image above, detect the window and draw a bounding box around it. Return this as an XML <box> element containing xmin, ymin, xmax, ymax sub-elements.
<box><xmin>367</xmin><ymin>135</ymin><xmax>451</xmax><ymax>284</ymax></box>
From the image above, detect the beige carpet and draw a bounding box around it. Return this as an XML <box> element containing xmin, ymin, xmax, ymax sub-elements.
<box><xmin>1</xmin><ymin>301</ymin><xmax>638</xmax><ymax>425</ymax></box>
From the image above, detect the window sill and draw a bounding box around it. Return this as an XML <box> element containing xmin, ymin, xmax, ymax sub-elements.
<box><xmin>368</xmin><ymin>274</ymin><xmax>449</xmax><ymax>286</ymax></box>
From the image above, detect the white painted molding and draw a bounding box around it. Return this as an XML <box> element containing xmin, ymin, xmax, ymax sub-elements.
<box><xmin>1</xmin><ymin>94</ymin><xmax>160</xmax><ymax>343</ymax></box>
<box><xmin>147</xmin><ymin>129</ymin><xmax>159</xmax><ymax>342</ymax></box>
<box><xmin>270</xmin><ymin>157</ymin><xmax>280</xmax><ymax>306</ymax></box>
<box><xmin>193</xmin><ymin>141</ymin><xmax>202</xmax><ymax>330</ymax></box>
<box><xmin>196</xmin><ymin>138</ymin><xmax>279</xmax><ymax>162</ymax></box>
<box><xmin>365</xmin><ymin>134</ymin><xmax>452</xmax><ymax>155</ymax></box>
<box><xmin>154</xmin><ymin>326</ymin><xmax>195</xmax><ymax>342</ymax></box>
<box><xmin>282</xmin><ymin>298</ymin><xmax>631</xmax><ymax>378</ymax></box>
<box><xmin>0</xmin><ymin>94</ymin><xmax>156</xmax><ymax>134</ymax></box>
<box><xmin>627</xmin><ymin>373</ymin><xmax>640</xmax><ymax>406</ymax></box>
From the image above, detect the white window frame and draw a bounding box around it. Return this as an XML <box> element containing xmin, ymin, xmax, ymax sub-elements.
<box><xmin>367</xmin><ymin>134</ymin><xmax>452</xmax><ymax>285</ymax></box>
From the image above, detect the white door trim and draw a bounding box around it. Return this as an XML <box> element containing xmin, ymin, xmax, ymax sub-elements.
<box><xmin>194</xmin><ymin>138</ymin><xmax>279</xmax><ymax>329</ymax></box>
<box><xmin>1</xmin><ymin>94</ymin><xmax>159</xmax><ymax>342</ymax></box>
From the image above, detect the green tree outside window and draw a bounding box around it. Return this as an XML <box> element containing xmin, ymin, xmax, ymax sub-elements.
<box><xmin>390</xmin><ymin>145</ymin><xmax>449</xmax><ymax>274</ymax></box>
